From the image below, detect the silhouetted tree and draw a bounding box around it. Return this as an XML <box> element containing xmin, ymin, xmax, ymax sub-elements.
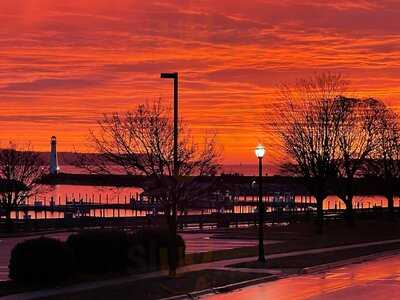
<box><xmin>77</xmin><ymin>100</ymin><xmax>220</xmax><ymax>276</ymax></box>
<box><xmin>270</xmin><ymin>73</ymin><xmax>348</xmax><ymax>232</ymax></box>
<box><xmin>334</xmin><ymin>97</ymin><xmax>382</xmax><ymax>225</ymax></box>
<box><xmin>366</xmin><ymin>101</ymin><xmax>400</xmax><ymax>219</ymax></box>
<box><xmin>0</xmin><ymin>143</ymin><xmax>45</xmax><ymax>232</ymax></box>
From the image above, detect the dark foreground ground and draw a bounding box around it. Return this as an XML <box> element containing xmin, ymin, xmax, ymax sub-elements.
<box><xmin>37</xmin><ymin>269</ymin><xmax>266</xmax><ymax>300</ymax></box>
<box><xmin>230</xmin><ymin>241</ymin><xmax>400</xmax><ymax>270</ymax></box>
<box><xmin>187</xmin><ymin>218</ymin><xmax>400</xmax><ymax>265</ymax></box>
<box><xmin>2</xmin><ymin>218</ymin><xmax>400</xmax><ymax>298</ymax></box>
<box><xmin>26</xmin><ymin>242</ymin><xmax>400</xmax><ymax>300</ymax></box>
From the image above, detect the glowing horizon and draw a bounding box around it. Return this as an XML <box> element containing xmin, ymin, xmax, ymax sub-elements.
<box><xmin>1</xmin><ymin>0</ymin><xmax>400</xmax><ymax>165</ymax></box>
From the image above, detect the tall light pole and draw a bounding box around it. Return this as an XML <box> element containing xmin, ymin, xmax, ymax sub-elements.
<box><xmin>255</xmin><ymin>144</ymin><xmax>266</xmax><ymax>262</ymax></box>
<box><xmin>160</xmin><ymin>72</ymin><xmax>179</xmax><ymax>276</ymax></box>
<box><xmin>160</xmin><ymin>72</ymin><xmax>178</xmax><ymax>177</ymax></box>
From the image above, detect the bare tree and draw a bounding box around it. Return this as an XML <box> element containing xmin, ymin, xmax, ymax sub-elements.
<box><xmin>334</xmin><ymin>97</ymin><xmax>381</xmax><ymax>225</ymax></box>
<box><xmin>269</xmin><ymin>73</ymin><xmax>348</xmax><ymax>231</ymax></box>
<box><xmin>0</xmin><ymin>143</ymin><xmax>46</xmax><ymax>232</ymax></box>
<box><xmin>78</xmin><ymin>100</ymin><xmax>221</xmax><ymax>275</ymax></box>
<box><xmin>367</xmin><ymin>101</ymin><xmax>400</xmax><ymax>219</ymax></box>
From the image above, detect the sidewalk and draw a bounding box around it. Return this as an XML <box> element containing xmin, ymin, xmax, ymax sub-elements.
<box><xmin>3</xmin><ymin>238</ymin><xmax>400</xmax><ymax>300</ymax></box>
<box><xmin>0</xmin><ymin>229</ymin><xmax>75</xmax><ymax>239</ymax></box>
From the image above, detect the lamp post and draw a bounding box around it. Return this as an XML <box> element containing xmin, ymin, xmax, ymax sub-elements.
<box><xmin>160</xmin><ymin>72</ymin><xmax>179</xmax><ymax>276</ymax></box>
<box><xmin>255</xmin><ymin>144</ymin><xmax>266</xmax><ymax>262</ymax></box>
<box><xmin>160</xmin><ymin>72</ymin><xmax>179</xmax><ymax>177</ymax></box>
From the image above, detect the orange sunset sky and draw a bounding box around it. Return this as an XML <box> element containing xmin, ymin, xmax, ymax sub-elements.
<box><xmin>1</xmin><ymin>0</ymin><xmax>400</xmax><ymax>166</ymax></box>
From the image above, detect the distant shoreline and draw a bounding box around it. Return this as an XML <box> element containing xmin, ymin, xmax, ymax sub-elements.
<box><xmin>55</xmin><ymin>163</ymin><xmax>277</xmax><ymax>177</ymax></box>
<box><xmin>40</xmin><ymin>173</ymin><xmax>391</xmax><ymax>196</ymax></box>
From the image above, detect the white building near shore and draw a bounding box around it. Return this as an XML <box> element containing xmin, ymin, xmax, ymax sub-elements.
<box><xmin>50</xmin><ymin>136</ymin><xmax>60</xmax><ymax>175</ymax></box>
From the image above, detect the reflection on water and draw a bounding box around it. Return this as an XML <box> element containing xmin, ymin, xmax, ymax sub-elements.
<box><xmin>12</xmin><ymin>185</ymin><xmax>143</xmax><ymax>219</ymax></box>
<box><xmin>233</xmin><ymin>194</ymin><xmax>397</xmax><ymax>212</ymax></box>
<box><xmin>324</xmin><ymin>195</ymin><xmax>395</xmax><ymax>210</ymax></box>
<box><xmin>8</xmin><ymin>184</ymin><xmax>400</xmax><ymax>219</ymax></box>
<box><xmin>43</xmin><ymin>185</ymin><xmax>143</xmax><ymax>204</ymax></box>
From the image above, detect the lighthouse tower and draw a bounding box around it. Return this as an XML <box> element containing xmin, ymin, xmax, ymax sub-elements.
<box><xmin>50</xmin><ymin>136</ymin><xmax>59</xmax><ymax>175</ymax></box>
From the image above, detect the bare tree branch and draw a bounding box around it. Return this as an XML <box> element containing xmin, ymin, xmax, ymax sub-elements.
<box><xmin>268</xmin><ymin>72</ymin><xmax>348</xmax><ymax>231</ymax></box>
<box><xmin>0</xmin><ymin>142</ymin><xmax>46</xmax><ymax>229</ymax></box>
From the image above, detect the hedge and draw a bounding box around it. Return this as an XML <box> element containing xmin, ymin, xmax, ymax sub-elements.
<box><xmin>9</xmin><ymin>237</ymin><xmax>74</xmax><ymax>284</ymax></box>
<box><xmin>130</xmin><ymin>228</ymin><xmax>185</xmax><ymax>270</ymax></box>
<box><xmin>66</xmin><ymin>230</ymin><xmax>130</xmax><ymax>274</ymax></box>
<box><xmin>9</xmin><ymin>228</ymin><xmax>187</xmax><ymax>284</ymax></box>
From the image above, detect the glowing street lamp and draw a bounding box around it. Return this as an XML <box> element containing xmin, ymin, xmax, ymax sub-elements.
<box><xmin>255</xmin><ymin>144</ymin><xmax>266</xmax><ymax>262</ymax></box>
<box><xmin>255</xmin><ymin>144</ymin><xmax>266</xmax><ymax>159</ymax></box>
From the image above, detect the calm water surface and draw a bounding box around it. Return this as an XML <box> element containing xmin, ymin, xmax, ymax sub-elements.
<box><xmin>9</xmin><ymin>184</ymin><xmax>398</xmax><ymax>219</ymax></box>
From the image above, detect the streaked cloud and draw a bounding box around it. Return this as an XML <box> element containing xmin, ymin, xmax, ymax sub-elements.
<box><xmin>0</xmin><ymin>0</ymin><xmax>399</xmax><ymax>164</ymax></box>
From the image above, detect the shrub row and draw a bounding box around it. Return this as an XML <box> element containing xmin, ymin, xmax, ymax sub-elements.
<box><xmin>130</xmin><ymin>228</ymin><xmax>185</xmax><ymax>270</ymax></box>
<box><xmin>9</xmin><ymin>237</ymin><xmax>74</xmax><ymax>284</ymax></box>
<box><xmin>67</xmin><ymin>230</ymin><xmax>130</xmax><ymax>274</ymax></box>
<box><xmin>9</xmin><ymin>228</ymin><xmax>185</xmax><ymax>284</ymax></box>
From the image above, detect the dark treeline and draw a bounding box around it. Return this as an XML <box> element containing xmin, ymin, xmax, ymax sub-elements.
<box><xmin>268</xmin><ymin>72</ymin><xmax>400</xmax><ymax>230</ymax></box>
<box><xmin>41</xmin><ymin>172</ymin><xmax>399</xmax><ymax>197</ymax></box>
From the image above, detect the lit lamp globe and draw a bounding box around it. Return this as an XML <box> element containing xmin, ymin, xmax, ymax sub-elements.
<box><xmin>255</xmin><ymin>144</ymin><xmax>265</xmax><ymax>159</ymax></box>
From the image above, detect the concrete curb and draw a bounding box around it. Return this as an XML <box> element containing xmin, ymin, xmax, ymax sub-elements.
<box><xmin>300</xmin><ymin>249</ymin><xmax>400</xmax><ymax>274</ymax></box>
<box><xmin>160</xmin><ymin>274</ymin><xmax>278</xmax><ymax>300</ymax></box>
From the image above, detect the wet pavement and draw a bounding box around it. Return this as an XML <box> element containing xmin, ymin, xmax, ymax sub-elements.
<box><xmin>181</xmin><ymin>233</ymin><xmax>281</xmax><ymax>254</ymax></box>
<box><xmin>202</xmin><ymin>255</ymin><xmax>400</xmax><ymax>300</ymax></box>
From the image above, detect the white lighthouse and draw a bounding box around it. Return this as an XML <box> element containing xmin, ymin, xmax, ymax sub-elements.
<box><xmin>50</xmin><ymin>136</ymin><xmax>60</xmax><ymax>175</ymax></box>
